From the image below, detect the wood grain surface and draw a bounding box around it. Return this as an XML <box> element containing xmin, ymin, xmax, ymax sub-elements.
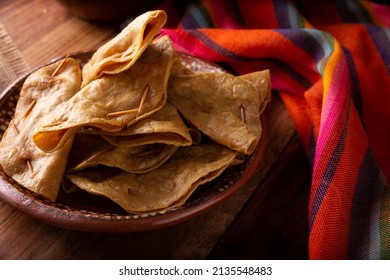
<box><xmin>0</xmin><ymin>0</ymin><xmax>310</xmax><ymax>260</ymax></box>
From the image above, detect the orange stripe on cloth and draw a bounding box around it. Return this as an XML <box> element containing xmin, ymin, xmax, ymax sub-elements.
<box><xmin>199</xmin><ymin>28</ymin><xmax>320</xmax><ymax>88</ymax></box>
<box><xmin>324</xmin><ymin>24</ymin><xmax>390</xmax><ymax>184</ymax></box>
<box><xmin>309</xmin><ymin>103</ymin><xmax>369</xmax><ymax>259</ymax></box>
<box><xmin>280</xmin><ymin>79</ymin><xmax>324</xmax><ymax>152</ymax></box>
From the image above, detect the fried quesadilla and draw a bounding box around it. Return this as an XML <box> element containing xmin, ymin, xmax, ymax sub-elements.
<box><xmin>67</xmin><ymin>142</ymin><xmax>237</xmax><ymax>213</ymax></box>
<box><xmin>66</xmin><ymin>102</ymin><xmax>191</xmax><ymax>174</ymax></box>
<box><xmin>168</xmin><ymin>70</ymin><xmax>271</xmax><ymax>155</ymax></box>
<box><xmin>67</xmin><ymin>132</ymin><xmax>178</xmax><ymax>174</ymax></box>
<box><xmin>33</xmin><ymin>36</ymin><xmax>174</xmax><ymax>152</ymax></box>
<box><xmin>100</xmin><ymin>102</ymin><xmax>192</xmax><ymax>147</ymax></box>
<box><xmin>0</xmin><ymin>58</ymin><xmax>81</xmax><ymax>201</ymax></box>
<box><xmin>81</xmin><ymin>10</ymin><xmax>167</xmax><ymax>87</ymax></box>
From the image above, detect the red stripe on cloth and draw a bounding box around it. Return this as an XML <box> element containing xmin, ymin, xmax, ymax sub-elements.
<box><xmin>324</xmin><ymin>24</ymin><xmax>390</xmax><ymax>184</ymax></box>
<box><xmin>309</xmin><ymin>102</ymin><xmax>370</xmax><ymax>259</ymax></box>
<box><xmin>237</xmin><ymin>0</ymin><xmax>279</xmax><ymax>28</ymax></box>
<box><xmin>160</xmin><ymin>29</ymin><xmax>226</xmax><ymax>60</ymax></box>
<box><xmin>295</xmin><ymin>0</ymin><xmax>346</xmax><ymax>28</ymax></box>
<box><xmin>281</xmin><ymin>80</ymin><xmax>323</xmax><ymax>151</ymax></box>
<box><xmin>162</xmin><ymin>28</ymin><xmax>320</xmax><ymax>92</ymax></box>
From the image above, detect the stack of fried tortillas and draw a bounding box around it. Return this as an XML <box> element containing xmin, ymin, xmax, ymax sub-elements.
<box><xmin>0</xmin><ymin>10</ymin><xmax>271</xmax><ymax>214</ymax></box>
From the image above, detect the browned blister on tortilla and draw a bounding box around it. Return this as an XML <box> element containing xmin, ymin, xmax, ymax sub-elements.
<box><xmin>0</xmin><ymin>58</ymin><xmax>82</xmax><ymax>201</ymax></box>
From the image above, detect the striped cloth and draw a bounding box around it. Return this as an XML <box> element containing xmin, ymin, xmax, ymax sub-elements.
<box><xmin>159</xmin><ymin>0</ymin><xmax>390</xmax><ymax>259</ymax></box>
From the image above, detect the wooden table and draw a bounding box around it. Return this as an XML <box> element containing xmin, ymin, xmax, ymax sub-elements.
<box><xmin>0</xmin><ymin>0</ymin><xmax>310</xmax><ymax>260</ymax></box>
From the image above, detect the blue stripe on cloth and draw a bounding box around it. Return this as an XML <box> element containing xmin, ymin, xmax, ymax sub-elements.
<box><xmin>273</xmin><ymin>0</ymin><xmax>290</xmax><ymax>28</ymax></box>
<box><xmin>309</xmin><ymin>98</ymin><xmax>351</xmax><ymax>233</ymax></box>
<box><xmin>336</xmin><ymin>0</ymin><xmax>373</xmax><ymax>24</ymax></box>
<box><xmin>277</xmin><ymin>29</ymin><xmax>335</xmax><ymax>78</ymax></box>
<box><xmin>187</xmin><ymin>29</ymin><xmax>313</xmax><ymax>89</ymax></box>
<box><xmin>366</xmin><ymin>25</ymin><xmax>390</xmax><ymax>75</ymax></box>
<box><xmin>273</xmin><ymin>0</ymin><xmax>304</xmax><ymax>28</ymax></box>
<box><xmin>181</xmin><ymin>11</ymin><xmax>203</xmax><ymax>29</ymax></box>
<box><xmin>347</xmin><ymin>148</ymin><xmax>381</xmax><ymax>259</ymax></box>
<box><xmin>276</xmin><ymin>29</ymin><xmax>326</xmax><ymax>65</ymax></box>
<box><xmin>368</xmin><ymin>171</ymin><xmax>388</xmax><ymax>259</ymax></box>
<box><xmin>343</xmin><ymin>48</ymin><xmax>364</xmax><ymax>126</ymax></box>
<box><xmin>263</xmin><ymin>58</ymin><xmax>313</xmax><ymax>89</ymax></box>
<box><xmin>307</xmin><ymin>127</ymin><xmax>316</xmax><ymax>170</ymax></box>
<box><xmin>181</xmin><ymin>1</ymin><xmax>214</xmax><ymax>28</ymax></box>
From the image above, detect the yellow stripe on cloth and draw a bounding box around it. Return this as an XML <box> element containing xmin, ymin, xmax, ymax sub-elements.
<box><xmin>322</xmin><ymin>39</ymin><xmax>343</xmax><ymax>107</ymax></box>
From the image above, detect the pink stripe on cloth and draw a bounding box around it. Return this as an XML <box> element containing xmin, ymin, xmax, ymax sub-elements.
<box><xmin>312</xmin><ymin>50</ymin><xmax>350</xmax><ymax>178</ymax></box>
<box><xmin>208</xmin><ymin>0</ymin><xmax>245</xmax><ymax>28</ymax></box>
<box><xmin>371</xmin><ymin>3</ymin><xmax>390</xmax><ymax>27</ymax></box>
<box><xmin>160</xmin><ymin>29</ymin><xmax>226</xmax><ymax>61</ymax></box>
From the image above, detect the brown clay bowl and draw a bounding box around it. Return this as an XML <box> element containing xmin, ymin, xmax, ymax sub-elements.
<box><xmin>0</xmin><ymin>51</ymin><xmax>267</xmax><ymax>232</ymax></box>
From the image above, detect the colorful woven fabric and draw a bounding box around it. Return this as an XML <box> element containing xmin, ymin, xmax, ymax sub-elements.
<box><xmin>159</xmin><ymin>0</ymin><xmax>390</xmax><ymax>259</ymax></box>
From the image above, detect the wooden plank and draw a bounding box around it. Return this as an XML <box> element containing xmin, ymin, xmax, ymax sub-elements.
<box><xmin>0</xmin><ymin>0</ymin><xmax>117</xmax><ymax>69</ymax></box>
<box><xmin>0</xmin><ymin>0</ymin><xmax>70</xmax><ymax>50</ymax></box>
<box><xmin>22</xmin><ymin>17</ymin><xmax>116</xmax><ymax>68</ymax></box>
<box><xmin>209</xmin><ymin>133</ymin><xmax>311</xmax><ymax>259</ymax></box>
<box><xmin>0</xmin><ymin>22</ymin><xmax>29</xmax><ymax>91</ymax></box>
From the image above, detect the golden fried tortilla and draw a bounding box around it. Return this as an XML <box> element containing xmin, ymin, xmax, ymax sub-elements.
<box><xmin>81</xmin><ymin>10</ymin><xmax>167</xmax><ymax>87</ymax></box>
<box><xmin>67</xmin><ymin>132</ymin><xmax>178</xmax><ymax>174</ymax></box>
<box><xmin>67</xmin><ymin>142</ymin><xmax>237</xmax><ymax>213</ymax></box>
<box><xmin>168</xmin><ymin>70</ymin><xmax>271</xmax><ymax>154</ymax></box>
<box><xmin>33</xmin><ymin>36</ymin><xmax>174</xmax><ymax>152</ymax></box>
<box><xmin>66</xmin><ymin>102</ymin><xmax>191</xmax><ymax>174</ymax></box>
<box><xmin>0</xmin><ymin>58</ymin><xmax>82</xmax><ymax>201</ymax></box>
<box><xmin>65</xmin><ymin>132</ymin><xmax>111</xmax><ymax>171</ymax></box>
<box><xmin>240</xmin><ymin>70</ymin><xmax>271</xmax><ymax>114</ymax></box>
<box><xmin>101</xmin><ymin>102</ymin><xmax>192</xmax><ymax>147</ymax></box>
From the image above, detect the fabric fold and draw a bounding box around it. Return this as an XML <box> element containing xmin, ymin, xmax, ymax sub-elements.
<box><xmin>160</xmin><ymin>0</ymin><xmax>390</xmax><ymax>259</ymax></box>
